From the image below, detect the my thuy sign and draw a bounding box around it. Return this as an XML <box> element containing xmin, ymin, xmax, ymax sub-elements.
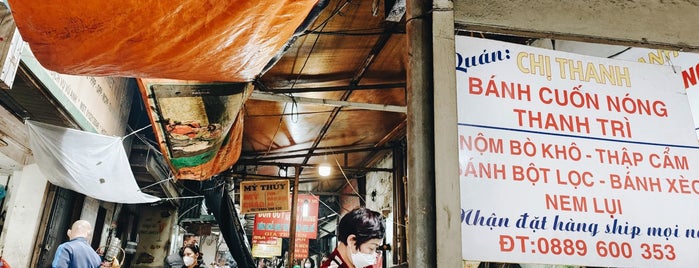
<box><xmin>240</xmin><ymin>179</ymin><xmax>290</xmax><ymax>214</ymax></box>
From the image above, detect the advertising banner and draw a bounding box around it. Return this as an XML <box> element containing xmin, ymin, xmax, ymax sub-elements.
<box><xmin>138</xmin><ymin>80</ymin><xmax>251</xmax><ymax>181</ymax></box>
<box><xmin>294</xmin><ymin>238</ymin><xmax>309</xmax><ymax>259</ymax></box>
<box><xmin>456</xmin><ymin>35</ymin><xmax>699</xmax><ymax>267</ymax></box>
<box><xmin>241</xmin><ymin>179</ymin><xmax>290</xmax><ymax>213</ymax></box>
<box><xmin>537</xmin><ymin>40</ymin><xmax>699</xmax><ymax>137</ymax></box>
<box><xmin>251</xmin><ymin>236</ymin><xmax>283</xmax><ymax>258</ymax></box>
<box><xmin>253</xmin><ymin>194</ymin><xmax>320</xmax><ymax>239</ymax></box>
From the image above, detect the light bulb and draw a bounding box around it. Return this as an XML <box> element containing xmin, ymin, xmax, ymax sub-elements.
<box><xmin>318</xmin><ymin>163</ymin><xmax>331</xmax><ymax>177</ymax></box>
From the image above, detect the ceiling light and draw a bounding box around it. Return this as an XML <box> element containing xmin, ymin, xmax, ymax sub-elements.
<box><xmin>278</xmin><ymin>166</ymin><xmax>288</xmax><ymax>177</ymax></box>
<box><xmin>318</xmin><ymin>164</ymin><xmax>331</xmax><ymax>177</ymax></box>
<box><xmin>318</xmin><ymin>154</ymin><xmax>331</xmax><ymax>177</ymax></box>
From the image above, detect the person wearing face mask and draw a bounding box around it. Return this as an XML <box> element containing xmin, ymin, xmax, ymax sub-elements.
<box><xmin>320</xmin><ymin>207</ymin><xmax>385</xmax><ymax>268</ymax></box>
<box><xmin>179</xmin><ymin>244</ymin><xmax>204</xmax><ymax>268</ymax></box>
<box><xmin>165</xmin><ymin>234</ymin><xmax>198</xmax><ymax>268</ymax></box>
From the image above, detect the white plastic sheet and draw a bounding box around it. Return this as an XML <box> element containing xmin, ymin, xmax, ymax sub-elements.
<box><xmin>27</xmin><ymin>120</ymin><xmax>160</xmax><ymax>204</ymax></box>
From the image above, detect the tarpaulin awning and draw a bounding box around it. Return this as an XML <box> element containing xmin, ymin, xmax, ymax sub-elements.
<box><xmin>8</xmin><ymin>0</ymin><xmax>320</xmax><ymax>81</ymax></box>
<box><xmin>27</xmin><ymin>120</ymin><xmax>160</xmax><ymax>204</ymax></box>
<box><xmin>138</xmin><ymin>79</ymin><xmax>251</xmax><ymax>181</ymax></box>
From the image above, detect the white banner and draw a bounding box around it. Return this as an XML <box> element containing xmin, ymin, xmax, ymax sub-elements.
<box><xmin>457</xmin><ymin>35</ymin><xmax>699</xmax><ymax>267</ymax></box>
<box><xmin>27</xmin><ymin>120</ymin><xmax>160</xmax><ymax>204</ymax></box>
<box><xmin>535</xmin><ymin>40</ymin><xmax>699</xmax><ymax>137</ymax></box>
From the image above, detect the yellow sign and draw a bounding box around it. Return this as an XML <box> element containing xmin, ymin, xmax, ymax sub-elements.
<box><xmin>240</xmin><ymin>179</ymin><xmax>290</xmax><ymax>213</ymax></box>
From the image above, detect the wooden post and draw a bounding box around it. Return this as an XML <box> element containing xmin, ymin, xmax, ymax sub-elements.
<box><xmin>287</xmin><ymin>165</ymin><xmax>301</xmax><ymax>267</ymax></box>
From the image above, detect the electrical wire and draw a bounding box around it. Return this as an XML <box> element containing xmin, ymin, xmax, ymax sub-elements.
<box><xmin>329</xmin><ymin>149</ymin><xmax>407</xmax><ymax>228</ymax></box>
<box><xmin>306</xmin><ymin>0</ymin><xmax>353</xmax><ymax>34</ymax></box>
<box><xmin>125</xmin><ymin>125</ymin><xmax>162</xmax><ymax>155</ymax></box>
<box><xmin>303</xmin><ymin>28</ymin><xmax>387</xmax><ymax>36</ymax></box>
<box><xmin>122</xmin><ymin>124</ymin><xmax>152</xmax><ymax>140</ymax></box>
<box><xmin>259</xmin><ymin>0</ymin><xmax>350</xmax><ymax>157</ymax></box>
<box><xmin>248</xmin><ymin>0</ymin><xmax>409</xmax><ymax>231</ymax></box>
<box><xmin>332</xmin><ymin>153</ymin><xmax>366</xmax><ymax>205</ymax></box>
<box><xmin>177</xmin><ymin>201</ymin><xmax>205</xmax><ymax>221</ymax></box>
<box><xmin>263</xmin><ymin>102</ymin><xmax>288</xmax><ymax>157</ymax></box>
<box><xmin>139</xmin><ymin>177</ymin><xmax>174</xmax><ymax>191</ymax></box>
<box><xmin>288</xmin><ymin>0</ymin><xmax>349</xmax><ymax>90</ymax></box>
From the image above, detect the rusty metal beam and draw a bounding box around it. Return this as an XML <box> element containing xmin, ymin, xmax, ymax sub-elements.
<box><xmin>256</xmin><ymin>82</ymin><xmax>405</xmax><ymax>94</ymax></box>
<box><xmin>302</xmin><ymin>18</ymin><xmax>399</xmax><ymax>171</ymax></box>
<box><xmin>350</xmin><ymin>22</ymin><xmax>400</xmax><ymax>86</ymax></box>
<box><xmin>250</xmin><ymin>92</ymin><xmax>406</xmax><ymax>113</ymax></box>
<box><xmin>239</xmin><ymin>144</ymin><xmax>393</xmax><ymax>162</ymax></box>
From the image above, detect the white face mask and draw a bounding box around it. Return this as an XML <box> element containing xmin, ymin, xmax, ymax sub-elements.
<box><xmin>183</xmin><ymin>256</ymin><xmax>195</xmax><ymax>266</ymax></box>
<box><xmin>349</xmin><ymin>249</ymin><xmax>377</xmax><ymax>267</ymax></box>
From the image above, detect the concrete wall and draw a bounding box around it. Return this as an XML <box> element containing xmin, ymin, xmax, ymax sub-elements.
<box><xmin>98</xmin><ymin>202</ymin><xmax>116</xmax><ymax>251</ymax></box>
<box><xmin>365</xmin><ymin>153</ymin><xmax>393</xmax><ymax>213</ymax></box>
<box><xmin>167</xmin><ymin>224</ymin><xmax>185</xmax><ymax>256</ymax></box>
<box><xmin>0</xmin><ymin>164</ymin><xmax>48</xmax><ymax>267</ymax></box>
<box><xmin>364</xmin><ymin>152</ymin><xmax>394</xmax><ymax>265</ymax></box>
<box><xmin>80</xmin><ymin>196</ymin><xmax>100</xmax><ymax>244</ymax></box>
<box><xmin>454</xmin><ymin>0</ymin><xmax>699</xmax><ymax>51</ymax></box>
<box><xmin>132</xmin><ymin>205</ymin><xmax>176</xmax><ymax>268</ymax></box>
<box><xmin>199</xmin><ymin>234</ymin><xmax>219</xmax><ymax>267</ymax></box>
<box><xmin>21</xmin><ymin>50</ymin><xmax>134</xmax><ymax>136</ymax></box>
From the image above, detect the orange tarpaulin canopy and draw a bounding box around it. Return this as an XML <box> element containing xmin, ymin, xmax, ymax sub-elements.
<box><xmin>9</xmin><ymin>0</ymin><xmax>319</xmax><ymax>81</ymax></box>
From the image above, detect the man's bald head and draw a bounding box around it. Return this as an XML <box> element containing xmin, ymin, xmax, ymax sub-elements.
<box><xmin>68</xmin><ymin>220</ymin><xmax>93</xmax><ymax>240</ymax></box>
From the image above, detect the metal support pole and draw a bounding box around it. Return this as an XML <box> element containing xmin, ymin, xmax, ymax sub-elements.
<box><xmin>287</xmin><ymin>165</ymin><xmax>301</xmax><ymax>268</ymax></box>
<box><xmin>406</xmin><ymin>0</ymin><xmax>436</xmax><ymax>267</ymax></box>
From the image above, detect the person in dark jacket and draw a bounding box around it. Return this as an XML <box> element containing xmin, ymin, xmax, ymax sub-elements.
<box><xmin>52</xmin><ymin>220</ymin><xmax>102</xmax><ymax>268</ymax></box>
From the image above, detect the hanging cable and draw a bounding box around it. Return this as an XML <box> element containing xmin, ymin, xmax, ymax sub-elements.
<box><xmin>327</xmin><ymin>149</ymin><xmax>367</xmax><ymax>205</ymax></box>
<box><xmin>258</xmin><ymin>0</ymin><xmax>348</xmax><ymax>158</ymax></box>
<box><xmin>162</xmin><ymin>195</ymin><xmax>205</xmax><ymax>201</ymax></box>
<box><xmin>289</xmin><ymin>0</ymin><xmax>347</xmax><ymax>90</ymax></box>
<box><xmin>328</xmin><ymin>150</ymin><xmax>408</xmax><ymax>229</ymax></box>
<box><xmin>122</xmin><ymin>124</ymin><xmax>152</xmax><ymax>140</ymax></box>
<box><xmin>139</xmin><ymin>177</ymin><xmax>174</xmax><ymax>191</ymax></box>
<box><xmin>263</xmin><ymin>102</ymin><xmax>289</xmax><ymax>157</ymax></box>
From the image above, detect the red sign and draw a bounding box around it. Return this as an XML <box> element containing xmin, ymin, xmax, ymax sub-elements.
<box><xmin>294</xmin><ymin>238</ymin><xmax>309</xmax><ymax>259</ymax></box>
<box><xmin>253</xmin><ymin>194</ymin><xmax>320</xmax><ymax>239</ymax></box>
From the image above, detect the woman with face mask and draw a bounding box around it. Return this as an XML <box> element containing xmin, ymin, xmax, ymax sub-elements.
<box><xmin>320</xmin><ymin>207</ymin><xmax>385</xmax><ymax>268</ymax></box>
<box><xmin>179</xmin><ymin>244</ymin><xmax>204</xmax><ymax>268</ymax></box>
